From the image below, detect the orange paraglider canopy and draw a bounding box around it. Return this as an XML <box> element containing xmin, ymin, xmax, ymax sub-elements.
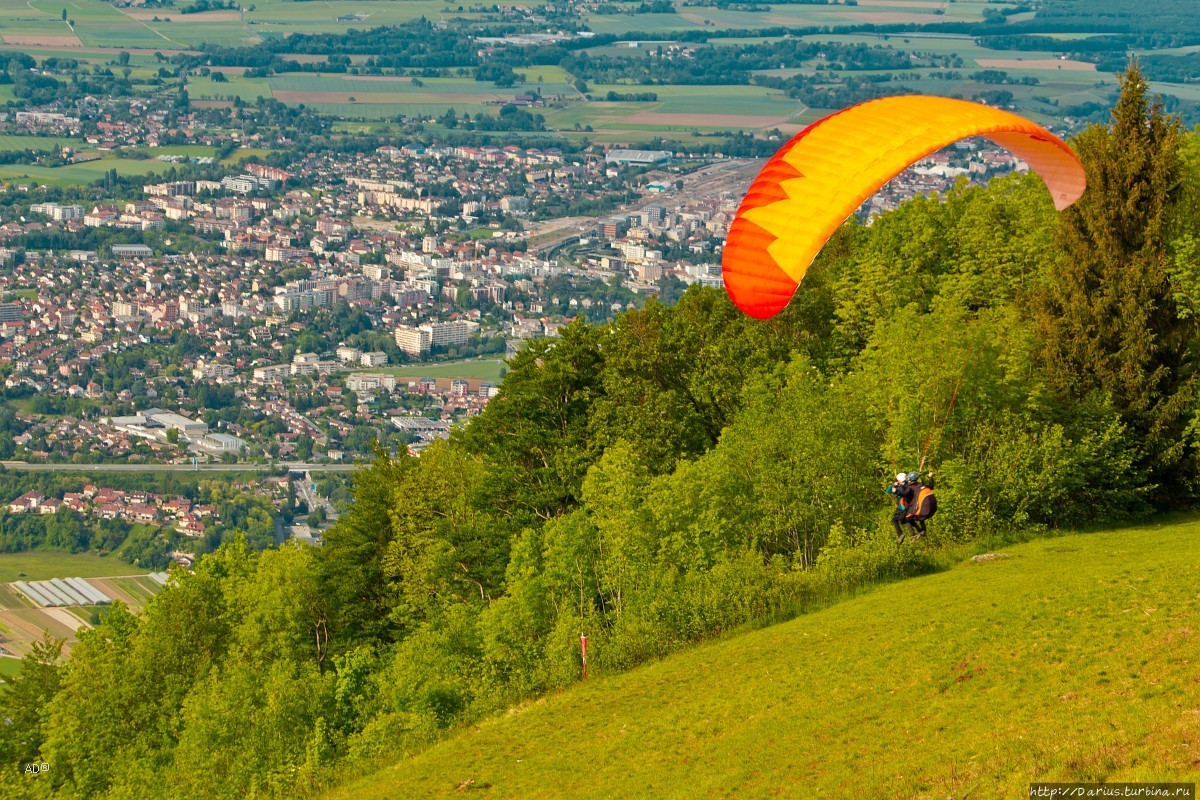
<box><xmin>722</xmin><ymin>95</ymin><xmax>1087</xmax><ymax>319</ymax></box>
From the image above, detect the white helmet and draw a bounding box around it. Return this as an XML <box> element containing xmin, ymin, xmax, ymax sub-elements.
<box><xmin>896</xmin><ymin>472</ymin><xmax>907</xmax><ymax>483</ymax></box>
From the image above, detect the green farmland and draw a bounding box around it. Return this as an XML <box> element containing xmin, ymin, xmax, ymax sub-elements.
<box><xmin>379</xmin><ymin>357</ymin><xmax>506</xmax><ymax>382</ymax></box>
<box><xmin>0</xmin><ymin>551</ymin><xmax>149</xmax><ymax>583</ymax></box>
<box><xmin>0</xmin><ymin>0</ymin><xmax>1166</xmax><ymax>141</ymax></box>
<box><xmin>545</xmin><ymin>84</ymin><xmax>804</xmax><ymax>137</ymax></box>
<box><xmin>0</xmin><ymin>133</ymin><xmax>86</xmax><ymax>151</ymax></box>
<box><xmin>0</xmin><ymin>156</ymin><xmax>171</xmax><ymax>187</ymax></box>
<box><xmin>583</xmin><ymin>0</ymin><xmax>995</xmax><ymax>36</ymax></box>
<box><xmin>0</xmin><ymin>0</ymin><xmax>1146</xmax><ymax>139</ymax></box>
<box><xmin>187</xmin><ymin>73</ymin><xmax>273</xmax><ymax>101</ymax></box>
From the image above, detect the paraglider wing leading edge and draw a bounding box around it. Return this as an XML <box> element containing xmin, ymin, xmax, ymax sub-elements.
<box><xmin>721</xmin><ymin>95</ymin><xmax>1088</xmax><ymax>320</ymax></box>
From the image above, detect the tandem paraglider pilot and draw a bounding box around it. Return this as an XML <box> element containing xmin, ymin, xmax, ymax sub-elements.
<box><xmin>887</xmin><ymin>472</ymin><xmax>937</xmax><ymax>543</ymax></box>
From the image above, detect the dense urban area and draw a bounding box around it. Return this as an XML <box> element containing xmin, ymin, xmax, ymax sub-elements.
<box><xmin>0</xmin><ymin>73</ymin><xmax>1035</xmax><ymax>566</ymax></box>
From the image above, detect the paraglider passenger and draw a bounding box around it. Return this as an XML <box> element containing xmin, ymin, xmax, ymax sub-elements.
<box><xmin>887</xmin><ymin>472</ymin><xmax>913</xmax><ymax>542</ymax></box>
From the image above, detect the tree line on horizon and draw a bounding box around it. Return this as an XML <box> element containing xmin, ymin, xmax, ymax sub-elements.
<box><xmin>1</xmin><ymin>66</ymin><xmax>1198</xmax><ymax>800</ymax></box>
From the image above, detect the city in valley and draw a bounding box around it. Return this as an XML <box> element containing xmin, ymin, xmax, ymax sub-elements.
<box><xmin>0</xmin><ymin>101</ymin><xmax>1029</xmax><ymax>559</ymax></box>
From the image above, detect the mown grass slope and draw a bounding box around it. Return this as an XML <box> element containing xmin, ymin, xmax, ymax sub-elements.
<box><xmin>327</xmin><ymin>519</ymin><xmax>1200</xmax><ymax>799</ymax></box>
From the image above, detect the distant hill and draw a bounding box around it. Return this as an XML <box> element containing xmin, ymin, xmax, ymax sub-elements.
<box><xmin>326</xmin><ymin>519</ymin><xmax>1200</xmax><ymax>799</ymax></box>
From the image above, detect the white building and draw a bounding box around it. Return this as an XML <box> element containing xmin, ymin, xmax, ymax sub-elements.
<box><xmin>199</xmin><ymin>432</ymin><xmax>247</xmax><ymax>453</ymax></box>
<box><xmin>605</xmin><ymin>149</ymin><xmax>671</xmax><ymax>166</ymax></box>
<box><xmin>112</xmin><ymin>244</ymin><xmax>153</xmax><ymax>259</ymax></box>
<box><xmin>362</xmin><ymin>263</ymin><xmax>391</xmax><ymax>281</ymax></box>
<box><xmin>291</xmin><ymin>352</ymin><xmax>321</xmax><ymax>376</ymax></box>
<box><xmin>395</xmin><ymin>325</ymin><xmax>432</xmax><ymax>357</ymax></box>
<box><xmin>252</xmin><ymin>364</ymin><xmax>290</xmax><ymax>383</ymax></box>
<box><xmin>31</xmin><ymin>202</ymin><xmax>85</xmax><ymax>221</ymax></box>
<box><xmin>424</xmin><ymin>320</ymin><xmax>475</xmax><ymax>349</ymax></box>
<box><xmin>192</xmin><ymin>361</ymin><xmax>235</xmax><ymax>380</ymax></box>
<box><xmin>147</xmin><ymin>411</ymin><xmax>208</xmax><ymax>435</ymax></box>
<box><xmin>360</xmin><ymin>351</ymin><xmax>388</xmax><ymax>367</ymax></box>
<box><xmin>346</xmin><ymin>373</ymin><xmax>398</xmax><ymax>392</ymax></box>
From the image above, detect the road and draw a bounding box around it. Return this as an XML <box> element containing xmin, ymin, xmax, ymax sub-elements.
<box><xmin>0</xmin><ymin>461</ymin><xmax>360</xmax><ymax>473</ymax></box>
<box><xmin>294</xmin><ymin>475</ymin><xmax>339</xmax><ymax>523</ymax></box>
<box><xmin>525</xmin><ymin>158</ymin><xmax>761</xmax><ymax>255</ymax></box>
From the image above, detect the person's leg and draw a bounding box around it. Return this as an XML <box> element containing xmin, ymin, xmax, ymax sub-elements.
<box><xmin>893</xmin><ymin>507</ymin><xmax>906</xmax><ymax>542</ymax></box>
<box><xmin>904</xmin><ymin>516</ymin><xmax>920</xmax><ymax>540</ymax></box>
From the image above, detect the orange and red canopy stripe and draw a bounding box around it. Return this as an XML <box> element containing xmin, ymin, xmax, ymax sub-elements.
<box><xmin>722</xmin><ymin>96</ymin><xmax>1087</xmax><ymax>319</ymax></box>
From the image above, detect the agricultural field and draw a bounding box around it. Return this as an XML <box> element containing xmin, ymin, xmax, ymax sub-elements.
<box><xmin>245</xmin><ymin>0</ymin><xmax>464</xmax><ymax>37</ymax></box>
<box><xmin>98</xmin><ymin>575</ymin><xmax>163</xmax><ymax>604</ymax></box>
<box><xmin>0</xmin><ymin>133</ymin><xmax>86</xmax><ymax>151</ymax></box>
<box><xmin>583</xmin><ymin>0</ymin><xmax>997</xmax><ymax>36</ymax></box>
<box><xmin>0</xmin><ymin>655</ymin><xmax>20</xmax><ymax>681</ymax></box>
<box><xmin>379</xmin><ymin>357</ymin><xmax>506</xmax><ymax>382</ymax></box>
<box><xmin>133</xmin><ymin>144</ymin><xmax>222</xmax><ymax>158</ymax></box>
<box><xmin>0</xmin><ymin>0</ymin><xmax>1174</xmax><ymax>139</ymax></box>
<box><xmin>558</xmin><ymin>127</ymin><xmax>716</xmax><ymax>146</ymax></box>
<box><xmin>0</xmin><ymin>0</ymin><xmax>998</xmax><ymax>46</ymax></box>
<box><xmin>514</xmin><ymin>65</ymin><xmax>578</xmax><ymax>87</ymax></box>
<box><xmin>169</xmin><ymin>3</ymin><xmax>1123</xmax><ymax>136</ymax></box>
<box><xmin>332</xmin><ymin>120</ymin><xmax>404</xmax><ymax>134</ymax></box>
<box><xmin>204</xmin><ymin>2</ymin><xmax>569</xmax><ymax>43</ymax></box>
<box><xmin>546</xmin><ymin>84</ymin><xmax>803</xmax><ymax>135</ymax></box>
<box><xmin>0</xmin><ymin>143</ymin><xmax>272</xmax><ymax>187</ymax></box>
<box><xmin>0</xmin><ymin>551</ymin><xmax>148</xmax><ymax>584</ymax></box>
<box><xmin>257</xmin><ymin>72</ymin><xmax>576</xmax><ymax>118</ymax></box>
<box><xmin>0</xmin><ymin>155</ymin><xmax>168</xmax><ymax>187</ymax></box>
<box><xmin>0</xmin><ymin>0</ymin><xmax>1146</xmax><ymax>138</ymax></box>
<box><xmin>187</xmin><ymin>73</ymin><xmax>273</xmax><ymax>102</ymax></box>
<box><xmin>271</xmin><ymin>73</ymin><xmax>574</xmax><ymax>100</ymax></box>
<box><xmin>1150</xmin><ymin>82</ymin><xmax>1200</xmax><ymax>103</ymax></box>
<box><xmin>0</xmin><ymin>560</ymin><xmax>161</xmax><ymax>660</ymax></box>
<box><xmin>0</xmin><ymin>0</ymin><xmax>254</xmax><ymax>50</ymax></box>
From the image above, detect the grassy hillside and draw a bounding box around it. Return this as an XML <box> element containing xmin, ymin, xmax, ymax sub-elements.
<box><xmin>327</xmin><ymin>519</ymin><xmax>1200</xmax><ymax>799</ymax></box>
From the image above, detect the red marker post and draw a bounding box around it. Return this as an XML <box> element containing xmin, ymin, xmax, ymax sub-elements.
<box><xmin>580</xmin><ymin>633</ymin><xmax>588</xmax><ymax>680</ymax></box>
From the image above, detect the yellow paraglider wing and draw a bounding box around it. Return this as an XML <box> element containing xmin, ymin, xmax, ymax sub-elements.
<box><xmin>722</xmin><ymin>95</ymin><xmax>1087</xmax><ymax>319</ymax></box>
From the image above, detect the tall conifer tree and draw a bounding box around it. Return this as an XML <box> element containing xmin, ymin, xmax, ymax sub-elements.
<box><xmin>1034</xmin><ymin>64</ymin><xmax>1197</xmax><ymax>501</ymax></box>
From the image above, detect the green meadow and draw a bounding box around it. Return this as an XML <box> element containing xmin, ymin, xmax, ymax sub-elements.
<box><xmin>558</xmin><ymin>128</ymin><xmax>716</xmax><ymax>146</ymax></box>
<box><xmin>0</xmin><ymin>133</ymin><xmax>85</xmax><ymax>151</ymax></box>
<box><xmin>305</xmin><ymin>101</ymin><xmax>487</xmax><ymax>119</ymax></box>
<box><xmin>245</xmin><ymin>0</ymin><xmax>460</xmax><ymax>36</ymax></box>
<box><xmin>0</xmin><ymin>156</ymin><xmax>169</xmax><ymax>186</ymax></box>
<box><xmin>514</xmin><ymin>65</ymin><xmax>577</xmax><ymax>87</ymax></box>
<box><xmin>582</xmin><ymin>0</ymin><xmax>991</xmax><ymax>36</ymax></box>
<box><xmin>0</xmin><ymin>551</ymin><xmax>149</xmax><ymax>583</ymax></box>
<box><xmin>543</xmin><ymin>84</ymin><xmax>802</xmax><ymax>136</ymax></box>
<box><xmin>187</xmin><ymin>73</ymin><xmax>273</xmax><ymax>101</ymax></box>
<box><xmin>327</xmin><ymin>518</ymin><xmax>1200</xmax><ymax>799</ymax></box>
<box><xmin>379</xmin><ymin>358</ymin><xmax>506</xmax><ymax>382</ymax></box>
<box><xmin>105</xmin><ymin>575</ymin><xmax>162</xmax><ymax>603</ymax></box>
<box><xmin>0</xmin><ymin>657</ymin><xmax>20</xmax><ymax>680</ymax></box>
